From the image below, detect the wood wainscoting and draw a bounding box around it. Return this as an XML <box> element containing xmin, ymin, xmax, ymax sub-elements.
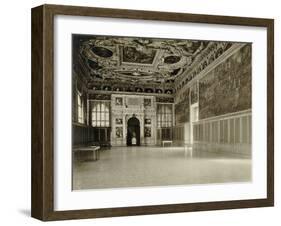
<box><xmin>193</xmin><ymin>109</ymin><xmax>251</xmax><ymax>155</ymax></box>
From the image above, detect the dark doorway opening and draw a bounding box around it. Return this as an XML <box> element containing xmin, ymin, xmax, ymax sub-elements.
<box><xmin>127</xmin><ymin>116</ymin><xmax>140</xmax><ymax>146</ymax></box>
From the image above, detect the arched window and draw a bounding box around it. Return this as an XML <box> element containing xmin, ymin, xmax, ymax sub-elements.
<box><xmin>157</xmin><ymin>104</ymin><xmax>172</xmax><ymax>128</ymax></box>
<box><xmin>77</xmin><ymin>92</ymin><xmax>84</xmax><ymax>124</ymax></box>
<box><xmin>157</xmin><ymin>104</ymin><xmax>173</xmax><ymax>140</ymax></box>
<box><xmin>91</xmin><ymin>101</ymin><xmax>110</xmax><ymax>127</ymax></box>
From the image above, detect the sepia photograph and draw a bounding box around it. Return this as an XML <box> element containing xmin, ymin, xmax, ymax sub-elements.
<box><xmin>71</xmin><ymin>34</ymin><xmax>252</xmax><ymax>190</ymax></box>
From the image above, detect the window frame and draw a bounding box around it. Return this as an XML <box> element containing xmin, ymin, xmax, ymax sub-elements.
<box><xmin>77</xmin><ymin>91</ymin><xmax>84</xmax><ymax>124</ymax></box>
<box><xmin>157</xmin><ymin>103</ymin><xmax>173</xmax><ymax>128</ymax></box>
<box><xmin>91</xmin><ymin>101</ymin><xmax>110</xmax><ymax>127</ymax></box>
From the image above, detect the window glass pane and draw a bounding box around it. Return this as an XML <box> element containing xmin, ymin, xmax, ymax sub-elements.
<box><xmin>160</xmin><ymin>106</ymin><xmax>163</xmax><ymax>114</ymax></box>
<box><xmin>101</xmin><ymin>103</ymin><xmax>105</xmax><ymax>112</ymax></box>
<box><xmin>92</xmin><ymin>112</ymin><xmax>96</xmax><ymax>120</ymax></box>
<box><xmin>77</xmin><ymin>93</ymin><xmax>84</xmax><ymax>124</ymax></box>
<box><xmin>91</xmin><ymin>101</ymin><xmax>110</xmax><ymax>127</ymax></box>
<box><xmin>101</xmin><ymin>112</ymin><xmax>105</xmax><ymax>120</ymax></box>
<box><xmin>93</xmin><ymin>104</ymin><xmax>97</xmax><ymax>112</ymax></box>
<box><xmin>167</xmin><ymin>114</ymin><xmax>170</xmax><ymax>123</ymax></box>
<box><xmin>161</xmin><ymin>114</ymin><xmax>165</xmax><ymax>123</ymax></box>
<box><xmin>105</xmin><ymin>103</ymin><xmax>109</xmax><ymax>112</ymax></box>
<box><xmin>157</xmin><ymin>114</ymin><xmax>161</xmax><ymax>122</ymax></box>
<box><xmin>158</xmin><ymin>105</ymin><xmax>161</xmax><ymax>113</ymax></box>
<box><xmin>158</xmin><ymin>105</ymin><xmax>162</xmax><ymax>113</ymax></box>
<box><xmin>77</xmin><ymin>95</ymin><xmax>81</xmax><ymax>105</ymax></box>
<box><xmin>156</xmin><ymin>104</ymin><xmax>173</xmax><ymax>130</ymax></box>
<box><xmin>166</xmin><ymin>106</ymin><xmax>172</xmax><ymax>114</ymax></box>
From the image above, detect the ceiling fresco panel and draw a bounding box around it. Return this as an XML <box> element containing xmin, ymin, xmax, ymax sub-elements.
<box><xmin>72</xmin><ymin>34</ymin><xmax>235</xmax><ymax>94</ymax></box>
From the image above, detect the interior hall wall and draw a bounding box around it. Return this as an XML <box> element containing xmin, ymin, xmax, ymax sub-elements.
<box><xmin>199</xmin><ymin>44</ymin><xmax>252</xmax><ymax>119</ymax></box>
<box><xmin>72</xmin><ymin>71</ymin><xmax>88</xmax><ymax>124</ymax></box>
<box><xmin>174</xmin><ymin>88</ymin><xmax>190</xmax><ymax>124</ymax></box>
<box><xmin>174</xmin><ymin>83</ymin><xmax>198</xmax><ymax>145</ymax></box>
<box><xmin>111</xmin><ymin>94</ymin><xmax>157</xmax><ymax>146</ymax></box>
<box><xmin>87</xmin><ymin>94</ymin><xmax>112</xmax><ymax>147</ymax></box>
<box><xmin>194</xmin><ymin>44</ymin><xmax>252</xmax><ymax>155</ymax></box>
<box><xmin>72</xmin><ymin>124</ymin><xmax>97</xmax><ymax>146</ymax></box>
<box><xmin>72</xmin><ymin>70</ymin><xmax>92</xmax><ymax>146</ymax></box>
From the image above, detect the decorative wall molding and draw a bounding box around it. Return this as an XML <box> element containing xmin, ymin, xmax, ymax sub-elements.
<box><xmin>110</xmin><ymin>94</ymin><xmax>157</xmax><ymax>146</ymax></box>
<box><xmin>88</xmin><ymin>93</ymin><xmax>111</xmax><ymax>100</ymax></box>
<box><xmin>89</xmin><ymin>90</ymin><xmax>174</xmax><ymax>99</ymax></box>
<box><xmin>193</xmin><ymin>109</ymin><xmax>251</xmax><ymax>124</ymax></box>
<box><xmin>156</xmin><ymin>97</ymin><xmax>174</xmax><ymax>103</ymax></box>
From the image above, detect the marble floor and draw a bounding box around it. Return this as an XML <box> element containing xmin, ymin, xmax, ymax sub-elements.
<box><xmin>72</xmin><ymin>146</ymin><xmax>251</xmax><ymax>190</ymax></box>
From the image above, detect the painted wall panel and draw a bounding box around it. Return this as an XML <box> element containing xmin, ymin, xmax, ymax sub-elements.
<box><xmin>199</xmin><ymin>45</ymin><xmax>252</xmax><ymax>119</ymax></box>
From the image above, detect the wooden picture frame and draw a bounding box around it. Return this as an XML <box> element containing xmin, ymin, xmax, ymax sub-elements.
<box><xmin>31</xmin><ymin>4</ymin><xmax>274</xmax><ymax>221</ymax></box>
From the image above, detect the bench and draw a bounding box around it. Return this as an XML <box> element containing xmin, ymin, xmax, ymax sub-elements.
<box><xmin>73</xmin><ymin>146</ymin><xmax>100</xmax><ymax>161</ymax></box>
<box><xmin>162</xmin><ymin>140</ymin><xmax>173</xmax><ymax>147</ymax></box>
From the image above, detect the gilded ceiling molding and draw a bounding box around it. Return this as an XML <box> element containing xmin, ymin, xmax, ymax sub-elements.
<box><xmin>75</xmin><ymin>35</ymin><xmax>210</xmax><ymax>86</ymax></box>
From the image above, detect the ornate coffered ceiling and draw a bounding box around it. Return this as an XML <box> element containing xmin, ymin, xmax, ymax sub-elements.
<box><xmin>73</xmin><ymin>35</ymin><xmax>233</xmax><ymax>94</ymax></box>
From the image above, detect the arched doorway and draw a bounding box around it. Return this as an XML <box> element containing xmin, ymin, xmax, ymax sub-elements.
<box><xmin>127</xmin><ymin>116</ymin><xmax>140</xmax><ymax>146</ymax></box>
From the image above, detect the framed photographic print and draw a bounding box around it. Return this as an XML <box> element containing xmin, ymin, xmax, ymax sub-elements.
<box><xmin>31</xmin><ymin>4</ymin><xmax>274</xmax><ymax>221</ymax></box>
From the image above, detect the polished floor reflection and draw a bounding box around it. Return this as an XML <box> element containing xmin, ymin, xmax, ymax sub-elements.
<box><xmin>72</xmin><ymin>146</ymin><xmax>251</xmax><ymax>190</ymax></box>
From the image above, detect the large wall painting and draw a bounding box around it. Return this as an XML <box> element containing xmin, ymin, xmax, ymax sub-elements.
<box><xmin>175</xmin><ymin>88</ymin><xmax>190</xmax><ymax>124</ymax></box>
<box><xmin>199</xmin><ymin>45</ymin><xmax>252</xmax><ymax>119</ymax></box>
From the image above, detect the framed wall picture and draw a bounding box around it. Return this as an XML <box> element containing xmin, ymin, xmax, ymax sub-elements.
<box><xmin>115</xmin><ymin>118</ymin><xmax>123</xmax><ymax>125</ymax></box>
<box><xmin>145</xmin><ymin>118</ymin><xmax>152</xmax><ymax>125</ymax></box>
<box><xmin>32</xmin><ymin>4</ymin><xmax>274</xmax><ymax>221</ymax></box>
<box><xmin>144</xmin><ymin>127</ymin><xmax>152</xmax><ymax>137</ymax></box>
<box><xmin>144</xmin><ymin>98</ymin><xmax>152</xmax><ymax>107</ymax></box>
<box><xmin>115</xmin><ymin>97</ymin><xmax>123</xmax><ymax>106</ymax></box>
